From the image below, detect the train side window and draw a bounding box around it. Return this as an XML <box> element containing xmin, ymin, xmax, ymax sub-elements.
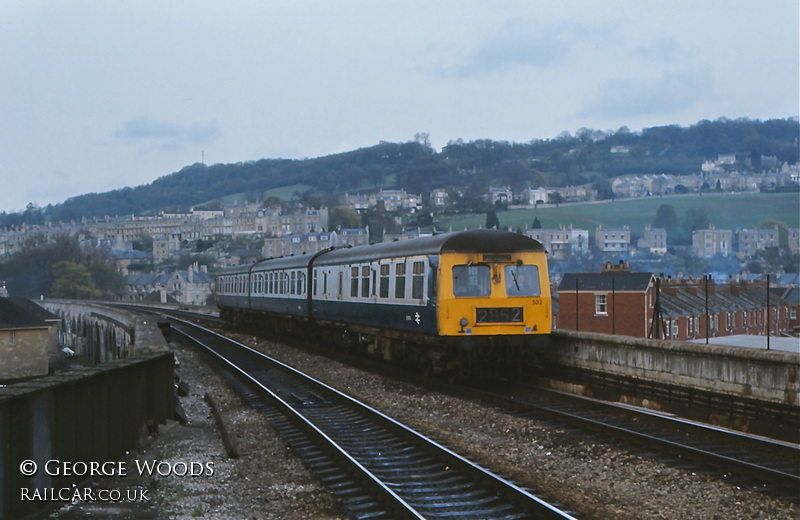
<box><xmin>452</xmin><ymin>264</ymin><xmax>490</xmax><ymax>297</ymax></box>
<box><xmin>298</xmin><ymin>272</ymin><xmax>304</xmax><ymax>295</ymax></box>
<box><xmin>290</xmin><ymin>272</ymin><xmax>296</xmax><ymax>295</ymax></box>
<box><xmin>395</xmin><ymin>263</ymin><xmax>406</xmax><ymax>299</ymax></box>
<box><xmin>313</xmin><ymin>271</ymin><xmax>318</xmax><ymax>296</ymax></box>
<box><xmin>323</xmin><ymin>271</ymin><xmax>328</xmax><ymax>295</ymax></box>
<box><xmin>350</xmin><ymin>267</ymin><xmax>359</xmax><ymax>297</ymax></box>
<box><xmin>379</xmin><ymin>264</ymin><xmax>390</xmax><ymax>298</ymax></box>
<box><xmin>361</xmin><ymin>265</ymin><xmax>370</xmax><ymax>298</ymax></box>
<box><xmin>411</xmin><ymin>261</ymin><xmax>425</xmax><ymax>299</ymax></box>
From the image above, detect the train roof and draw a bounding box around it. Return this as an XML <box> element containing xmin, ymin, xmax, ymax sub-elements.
<box><xmin>314</xmin><ymin>229</ymin><xmax>544</xmax><ymax>265</ymax></box>
<box><xmin>216</xmin><ymin>230</ymin><xmax>545</xmax><ymax>276</ymax></box>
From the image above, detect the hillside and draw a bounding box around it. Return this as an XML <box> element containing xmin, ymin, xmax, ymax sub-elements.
<box><xmin>435</xmin><ymin>193</ymin><xmax>800</xmax><ymax>245</ymax></box>
<box><xmin>2</xmin><ymin>117</ymin><xmax>797</xmax><ymax>228</ymax></box>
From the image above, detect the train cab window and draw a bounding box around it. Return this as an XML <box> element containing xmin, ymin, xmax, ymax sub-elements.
<box><xmin>361</xmin><ymin>265</ymin><xmax>370</xmax><ymax>298</ymax></box>
<box><xmin>395</xmin><ymin>263</ymin><xmax>406</xmax><ymax>298</ymax></box>
<box><xmin>504</xmin><ymin>265</ymin><xmax>540</xmax><ymax>297</ymax></box>
<box><xmin>452</xmin><ymin>264</ymin><xmax>490</xmax><ymax>297</ymax></box>
<box><xmin>350</xmin><ymin>267</ymin><xmax>359</xmax><ymax>297</ymax></box>
<box><xmin>379</xmin><ymin>264</ymin><xmax>390</xmax><ymax>298</ymax></box>
<box><xmin>411</xmin><ymin>261</ymin><xmax>425</xmax><ymax>299</ymax></box>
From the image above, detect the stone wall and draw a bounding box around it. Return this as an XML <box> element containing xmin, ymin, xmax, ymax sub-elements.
<box><xmin>0</xmin><ymin>305</ymin><xmax>174</xmax><ymax>519</ymax></box>
<box><xmin>545</xmin><ymin>330</ymin><xmax>799</xmax><ymax>407</ymax></box>
<box><xmin>0</xmin><ymin>328</ymin><xmax>50</xmax><ymax>380</ymax></box>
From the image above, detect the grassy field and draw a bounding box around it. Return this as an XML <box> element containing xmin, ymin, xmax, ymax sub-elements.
<box><xmin>435</xmin><ymin>192</ymin><xmax>799</xmax><ymax>239</ymax></box>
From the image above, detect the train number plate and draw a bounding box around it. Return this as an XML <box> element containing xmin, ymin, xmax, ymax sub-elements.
<box><xmin>476</xmin><ymin>307</ymin><xmax>523</xmax><ymax>323</ymax></box>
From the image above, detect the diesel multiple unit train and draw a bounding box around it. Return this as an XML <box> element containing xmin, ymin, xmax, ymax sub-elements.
<box><xmin>216</xmin><ymin>229</ymin><xmax>551</xmax><ymax>377</ymax></box>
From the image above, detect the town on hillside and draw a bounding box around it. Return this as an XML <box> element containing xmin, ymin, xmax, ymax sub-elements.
<box><xmin>0</xmin><ymin>152</ymin><xmax>797</xmax><ymax>341</ymax></box>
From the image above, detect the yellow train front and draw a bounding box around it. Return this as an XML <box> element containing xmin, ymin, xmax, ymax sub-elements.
<box><xmin>430</xmin><ymin>230</ymin><xmax>551</xmax><ymax>376</ymax></box>
<box><xmin>437</xmin><ymin>247</ymin><xmax>550</xmax><ymax>337</ymax></box>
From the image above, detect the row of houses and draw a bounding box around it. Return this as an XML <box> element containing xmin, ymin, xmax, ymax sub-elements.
<box><xmin>1</xmin><ymin>203</ymin><xmax>330</xmax><ymax>256</ymax></box>
<box><xmin>118</xmin><ymin>229</ymin><xmax>373</xmax><ymax>305</ymax></box>
<box><xmin>692</xmin><ymin>225</ymin><xmax>788</xmax><ymax>258</ymax></box>
<box><xmin>612</xmin><ymin>160</ymin><xmax>798</xmax><ymax>198</ymax></box>
<box><xmin>525</xmin><ymin>224</ymin><xmax>794</xmax><ymax>259</ymax></box>
<box><xmin>554</xmin><ymin>261</ymin><xmax>799</xmax><ymax>341</ymax></box>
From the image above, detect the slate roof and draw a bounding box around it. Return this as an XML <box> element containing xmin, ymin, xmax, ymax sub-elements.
<box><xmin>558</xmin><ymin>272</ymin><xmax>654</xmax><ymax>292</ymax></box>
<box><xmin>0</xmin><ymin>298</ymin><xmax>49</xmax><ymax>329</ymax></box>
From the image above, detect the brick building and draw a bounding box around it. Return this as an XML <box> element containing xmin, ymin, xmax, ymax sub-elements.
<box><xmin>554</xmin><ymin>268</ymin><xmax>797</xmax><ymax>341</ymax></box>
<box><xmin>557</xmin><ymin>262</ymin><xmax>656</xmax><ymax>337</ymax></box>
<box><xmin>657</xmin><ymin>277</ymin><xmax>796</xmax><ymax>341</ymax></box>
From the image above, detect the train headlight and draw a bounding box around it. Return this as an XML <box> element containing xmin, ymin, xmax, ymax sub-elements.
<box><xmin>459</xmin><ymin>317</ymin><xmax>468</xmax><ymax>333</ymax></box>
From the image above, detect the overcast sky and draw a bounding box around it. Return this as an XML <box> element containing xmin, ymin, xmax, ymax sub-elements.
<box><xmin>1</xmin><ymin>1</ymin><xmax>797</xmax><ymax>214</ymax></box>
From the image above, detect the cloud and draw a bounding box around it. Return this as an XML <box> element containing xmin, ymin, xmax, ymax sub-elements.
<box><xmin>437</xmin><ymin>20</ymin><xmax>613</xmax><ymax>77</ymax></box>
<box><xmin>114</xmin><ymin>117</ymin><xmax>221</xmax><ymax>150</ymax></box>
<box><xmin>577</xmin><ymin>69</ymin><xmax>711</xmax><ymax>119</ymax></box>
<box><xmin>631</xmin><ymin>37</ymin><xmax>692</xmax><ymax>64</ymax></box>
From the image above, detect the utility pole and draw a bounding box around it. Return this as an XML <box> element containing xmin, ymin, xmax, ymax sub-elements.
<box><xmin>705</xmin><ymin>274</ymin><xmax>709</xmax><ymax>345</ymax></box>
<box><xmin>766</xmin><ymin>274</ymin><xmax>770</xmax><ymax>350</ymax></box>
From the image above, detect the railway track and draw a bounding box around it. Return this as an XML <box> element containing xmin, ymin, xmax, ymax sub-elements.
<box><xmin>110</xmin><ymin>304</ymin><xmax>799</xmax><ymax>504</ymax></box>
<box><xmin>169</xmin><ymin>317</ymin><xmax>580</xmax><ymax>520</ymax></box>
<box><xmin>449</xmin><ymin>380</ymin><xmax>800</xmax><ymax>501</ymax></box>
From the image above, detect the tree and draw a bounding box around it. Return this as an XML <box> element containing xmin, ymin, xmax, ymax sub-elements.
<box><xmin>485</xmin><ymin>209</ymin><xmax>500</xmax><ymax>229</ymax></box>
<box><xmin>328</xmin><ymin>206</ymin><xmax>361</xmax><ymax>230</ymax></box>
<box><xmin>532</xmin><ymin>217</ymin><xmax>542</xmax><ymax>229</ymax></box>
<box><xmin>50</xmin><ymin>261</ymin><xmax>102</xmax><ymax>300</ymax></box>
<box><xmin>684</xmin><ymin>208</ymin><xmax>709</xmax><ymax>233</ymax></box>
<box><xmin>593</xmin><ymin>178</ymin><xmax>614</xmax><ymax>200</ymax></box>
<box><xmin>88</xmin><ymin>262</ymin><xmax>126</xmax><ymax>299</ymax></box>
<box><xmin>653</xmin><ymin>204</ymin><xmax>678</xmax><ymax>234</ymax></box>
